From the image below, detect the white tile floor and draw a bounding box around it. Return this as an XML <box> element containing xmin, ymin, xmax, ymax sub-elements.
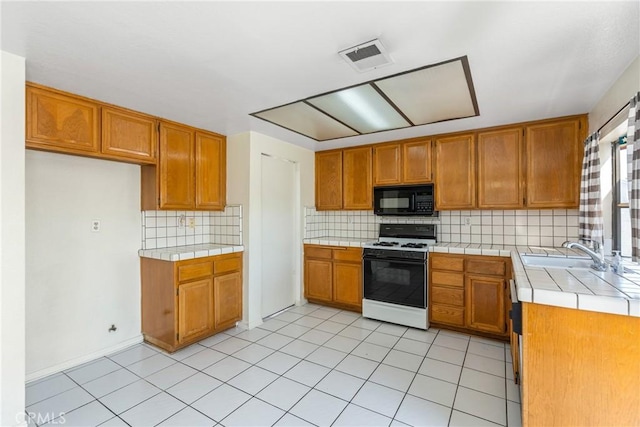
<box><xmin>25</xmin><ymin>304</ymin><xmax>522</xmax><ymax>427</ymax></box>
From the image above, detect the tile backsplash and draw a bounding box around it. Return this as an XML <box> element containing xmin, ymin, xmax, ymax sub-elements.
<box><xmin>305</xmin><ymin>207</ymin><xmax>579</xmax><ymax>247</ymax></box>
<box><xmin>141</xmin><ymin>205</ymin><xmax>242</xmax><ymax>249</ymax></box>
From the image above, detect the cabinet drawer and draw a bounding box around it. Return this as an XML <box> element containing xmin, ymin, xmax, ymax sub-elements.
<box><xmin>214</xmin><ymin>256</ymin><xmax>241</xmax><ymax>274</ymax></box>
<box><xmin>431</xmin><ymin>271</ymin><xmax>464</xmax><ymax>288</ymax></box>
<box><xmin>333</xmin><ymin>248</ymin><xmax>362</xmax><ymax>262</ymax></box>
<box><xmin>431</xmin><ymin>286</ymin><xmax>464</xmax><ymax>306</ymax></box>
<box><xmin>305</xmin><ymin>246</ymin><xmax>332</xmax><ymax>260</ymax></box>
<box><xmin>178</xmin><ymin>261</ymin><xmax>213</xmax><ymax>282</ymax></box>
<box><xmin>431</xmin><ymin>304</ymin><xmax>465</xmax><ymax>326</ymax></box>
<box><xmin>430</xmin><ymin>256</ymin><xmax>464</xmax><ymax>272</ymax></box>
<box><xmin>466</xmin><ymin>258</ymin><xmax>507</xmax><ymax>276</ymax></box>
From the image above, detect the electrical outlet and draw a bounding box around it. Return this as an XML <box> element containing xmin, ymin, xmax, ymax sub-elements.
<box><xmin>91</xmin><ymin>220</ymin><xmax>101</xmax><ymax>232</ymax></box>
<box><xmin>463</xmin><ymin>217</ymin><xmax>472</xmax><ymax>226</ymax></box>
<box><xmin>188</xmin><ymin>217</ymin><xmax>196</xmax><ymax>229</ymax></box>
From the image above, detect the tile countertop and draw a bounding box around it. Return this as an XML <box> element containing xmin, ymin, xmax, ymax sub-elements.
<box><xmin>303</xmin><ymin>238</ymin><xmax>375</xmax><ymax>247</ymax></box>
<box><xmin>138</xmin><ymin>244</ymin><xmax>244</xmax><ymax>262</ymax></box>
<box><xmin>304</xmin><ymin>239</ymin><xmax>640</xmax><ymax>317</ymax></box>
<box><xmin>432</xmin><ymin>243</ymin><xmax>640</xmax><ymax>317</ymax></box>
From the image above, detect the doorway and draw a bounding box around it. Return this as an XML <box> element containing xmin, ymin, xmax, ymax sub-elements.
<box><xmin>260</xmin><ymin>153</ymin><xmax>297</xmax><ymax>318</ymax></box>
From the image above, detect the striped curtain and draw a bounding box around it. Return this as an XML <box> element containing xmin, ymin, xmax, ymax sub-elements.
<box><xmin>579</xmin><ymin>133</ymin><xmax>604</xmax><ymax>248</ymax></box>
<box><xmin>627</xmin><ymin>92</ymin><xmax>640</xmax><ymax>261</ymax></box>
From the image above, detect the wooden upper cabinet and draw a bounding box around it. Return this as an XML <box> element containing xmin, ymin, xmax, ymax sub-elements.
<box><xmin>101</xmin><ymin>106</ymin><xmax>157</xmax><ymax>163</ymax></box>
<box><xmin>435</xmin><ymin>134</ymin><xmax>476</xmax><ymax>210</ymax></box>
<box><xmin>142</xmin><ymin>123</ymin><xmax>226</xmax><ymax>211</ymax></box>
<box><xmin>403</xmin><ymin>139</ymin><xmax>432</xmax><ymax>183</ymax></box>
<box><xmin>315</xmin><ymin>151</ymin><xmax>343</xmax><ymax>210</ymax></box>
<box><xmin>372</xmin><ymin>139</ymin><xmax>433</xmax><ymax>186</ymax></box>
<box><xmin>477</xmin><ymin>128</ymin><xmax>524</xmax><ymax>209</ymax></box>
<box><xmin>526</xmin><ymin>118</ymin><xmax>583</xmax><ymax>208</ymax></box>
<box><xmin>343</xmin><ymin>146</ymin><xmax>373</xmax><ymax>209</ymax></box>
<box><xmin>373</xmin><ymin>143</ymin><xmax>402</xmax><ymax>186</ymax></box>
<box><xmin>195</xmin><ymin>132</ymin><xmax>226</xmax><ymax>210</ymax></box>
<box><xmin>26</xmin><ymin>84</ymin><xmax>100</xmax><ymax>154</ymax></box>
<box><xmin>158</xmin><ymin>122</ymin><xmax>195</xmax><ymax>209</ymax></box>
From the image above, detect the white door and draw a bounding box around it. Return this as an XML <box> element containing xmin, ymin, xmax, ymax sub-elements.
<box><xmin>261</xmin><ymin>154</ymin><xmax>297</xmax><ymax>318</ymax></box>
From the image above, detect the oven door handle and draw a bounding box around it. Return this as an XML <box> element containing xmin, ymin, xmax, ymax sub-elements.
<box><xmin>363</xmin><ymin>256</ymin><xmax>426</xmax><ymax>265</ymax></box>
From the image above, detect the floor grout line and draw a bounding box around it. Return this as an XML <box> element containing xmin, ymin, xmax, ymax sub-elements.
<box><xmin>26</xmin><ymin>304</ymin><xmax>520</xmax><ymax>427</ymax></box>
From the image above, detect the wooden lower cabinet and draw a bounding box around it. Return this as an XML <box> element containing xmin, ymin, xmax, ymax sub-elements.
<box><xmin>141</xmin><ymin>252</ymin><xmax>242</xmax><ymax>352</ymax></box>
<box><xmin>521</xmin><ymin>303</ymin><xmax>640</xmax><ymax>426</ymax></box>
<box><xmin>466</xmin><ymin>275</ymin><xmax>506</xmax><ymax>334</ymax></box>
<box><xmin>304</xmin><ymin>245</ymin><xmax>362</xmax><ymax>312</ymax></box>
<box><xmin>429</xmin><ymin>253</ymin><xmax>510</xmax><ymax>339</ymax></box>
<box><xmin>333</xmin><ymin>262</ymin><xmax>362</xmax><ymax>307</ymax></box>
<box><xmin>214</xmin><ymin>271</ymin><xmax>242</xmax><ymax>330</ymax></box>
<box><xmin>178</xmin><ymin>278</ymin><xmax>214</xmax><ymax>345</ymax></box>
<box><xmin>305</xmin><ymin>258</ymin><xmax>333</xmax><ymax>302</ymax></box>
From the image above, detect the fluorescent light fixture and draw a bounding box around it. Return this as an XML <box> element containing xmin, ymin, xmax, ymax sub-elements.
<box><xmin>375</xmin><ymin>59</ymin><xmax>477</xmax><ymax>125</ymax></box>
<box><xmin>253</xmin><ymin>101</ymin><xmax>358</xmax><ymax>140</ymax></box>
<box><xmin>250</xmin><ymin>56</ymin><xmax>479</xmax><ymax>142</ymax></box>
<box><xmin>308</xmin><ymin>85</ymin><xmax>410</xmax><ymax>133</ymax></box>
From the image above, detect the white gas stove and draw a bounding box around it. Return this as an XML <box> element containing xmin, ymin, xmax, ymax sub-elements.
<box><xmin>362</xmin><ymin>224</ymin><xmax>436</xmax><ymax>330</ymax></box>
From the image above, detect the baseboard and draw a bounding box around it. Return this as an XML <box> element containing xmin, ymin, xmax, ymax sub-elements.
<box><xmin>26</xmin><ymin>334</ymin><xmax>143</xmax><ymax>383</ymax></box>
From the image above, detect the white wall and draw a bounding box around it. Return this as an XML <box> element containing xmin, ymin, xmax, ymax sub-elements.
<box><xmin>25</xmin><ymin>151</ymin><xmax>142</xmax><ymax>380</ymax></box>
<box><xmin>0</xmin><ymin>50</ymin><xmax>27</xmax><ymax>427</ymax></box>
<box><xmin>589</xmin><ymin>55</ymin><xmax>640</xmax><ymax>133</ymax></box>
<box><xmin>227</xmin><ymin>131</ymin><xmax>314</xmax><ymax>328</ymax></box>
<box><xmin>589</xmin><ymin>55</ymin><xmax>640</xmax><ymax>250</ymax></box>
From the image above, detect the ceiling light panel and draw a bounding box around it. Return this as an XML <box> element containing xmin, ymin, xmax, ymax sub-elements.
<box><xmin>375</xmin><ymin>58</ymin><xmax>478</xmax><ymax>125</ymax></box>
<box><xmin>250</xmin><ymin>56</ymin><xmax>479</xmax><ymax>141</ymax></box>
<box><xmin>253</xmin><ymin>102</ymin><xmax>358</xmax><ymax>141</ymax></box>
<box><xmin>308</xmin><ymin>84</ymin><xmax>410</xmax><ymax>134</ymax></box>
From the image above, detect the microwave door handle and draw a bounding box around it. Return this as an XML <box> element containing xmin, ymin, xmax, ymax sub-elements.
<box><xmin>410</xmin><ymin>194</ymin><xmax>416</xmax><ymax>211</ymax></box>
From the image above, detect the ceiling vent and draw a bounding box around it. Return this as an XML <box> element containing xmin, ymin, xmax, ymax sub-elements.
<box><xmin>339</xmin><ymin>39</ymin><xmax>393</xmax><ymax>72</ymax></box>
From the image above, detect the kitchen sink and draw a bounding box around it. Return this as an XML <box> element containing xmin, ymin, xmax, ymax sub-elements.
<box><xmin>520</xmin><ymin>255</ymin><xmax>593</xmax><ymax>269</ymax></box>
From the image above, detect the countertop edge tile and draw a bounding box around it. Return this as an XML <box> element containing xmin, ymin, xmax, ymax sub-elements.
<box><xmin>139</xmin><ymin>244</ymin><xmax>245</xmax><ymax>261</ymax></box>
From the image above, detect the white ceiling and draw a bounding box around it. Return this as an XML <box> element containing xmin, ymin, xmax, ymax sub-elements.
<box><xmin>1</xmin><ymin>1</ymin><xmax>638</xmax><ymax>151</ymax></box>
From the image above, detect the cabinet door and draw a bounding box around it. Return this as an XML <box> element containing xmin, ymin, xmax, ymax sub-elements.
<box><xmin>196</xmin><ymin>132</ymin><xmax>226</xmax><ymax>210</ymax></box>
<box><xmin>477</xmin><ymin>128</ymin><xmax>524</xmax><ymax>209</ymax></box>
<box><xmin>305</xmin><ymin>259</ymin><xmax>333</xmax><ymax>302</ymax></box>
<box><xmin>214</xmin><ymin>272</ymin><xmax>242</xmax><ymax>330</ymax></box>
<box><xmin>466</xmin><ymin>275</ymin><xmax>506</xmax><ymax>334</ymax></box>
<box><xmin>178</xmin><ymin>278</ymin><xmax>214</xmax><ymax>344</ymax></box>
<box><xmin>434</xmin><ymin>134</ymin><xmax>476</xmax><ymax>209</ymax></box>
<box><xmin>373</xmin><ymin>144</ymin><xmax>401</xmax><ymax>186</ymax></box>
<box><xmin>526</xmin><ymin>119</ymin><xmax>583</xmax><ymax>208</ymax></box>
<box><xmin>333</xmin><ymin>262</ymin><xmax>362</xmax><ymax>308</ymax></box>
<box><xmin>101</xmin><ymin>106</ymin><xmax>157</xmax><ymax>163</ymax></box>
<box><xmin>315</xmin><ymin>151</ymin><xmax>343</xmax><ymax>210</ymax></box>
<box><xmin>343</xmin><ymin>146</ymin><xmax>373</xmax><ymax>209</ymax></box>
<box><xmin>158</xmin><ymin>122</ymin><xmax>195</xmax><ymax>209</ymax></box>
<box><xmin>403</xmin><ymin>139</ymin><xmax>432</xmax><ymax>183</ymax></box>
<box><xmin>26</xmin><ymin>85</ymin><xmax>100</xmax><ymax>154</ymax></box>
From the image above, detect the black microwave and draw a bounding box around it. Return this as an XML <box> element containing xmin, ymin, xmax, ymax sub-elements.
<box><xmin>373</xmin><ymin>184</ymin><xmax>436</xmax><ymax>216</ymax></box>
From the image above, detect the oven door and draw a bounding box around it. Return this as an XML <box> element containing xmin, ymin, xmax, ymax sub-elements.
<box><xmin>363</xmin><ymin>256</ymin><xmax>426</xmax><ymax>309</ymax></box>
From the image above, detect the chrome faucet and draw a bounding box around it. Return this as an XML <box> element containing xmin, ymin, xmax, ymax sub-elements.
<box><xmin>562</xmin><ymin>241</ymin><xmax>608</xmax><ymax>271</ymax></box>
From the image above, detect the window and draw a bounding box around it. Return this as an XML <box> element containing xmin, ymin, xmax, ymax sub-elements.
<box><xmin>613</xmin><ymin>138</ymin><xmax>631</xmax><ymax>256</ymax></box>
